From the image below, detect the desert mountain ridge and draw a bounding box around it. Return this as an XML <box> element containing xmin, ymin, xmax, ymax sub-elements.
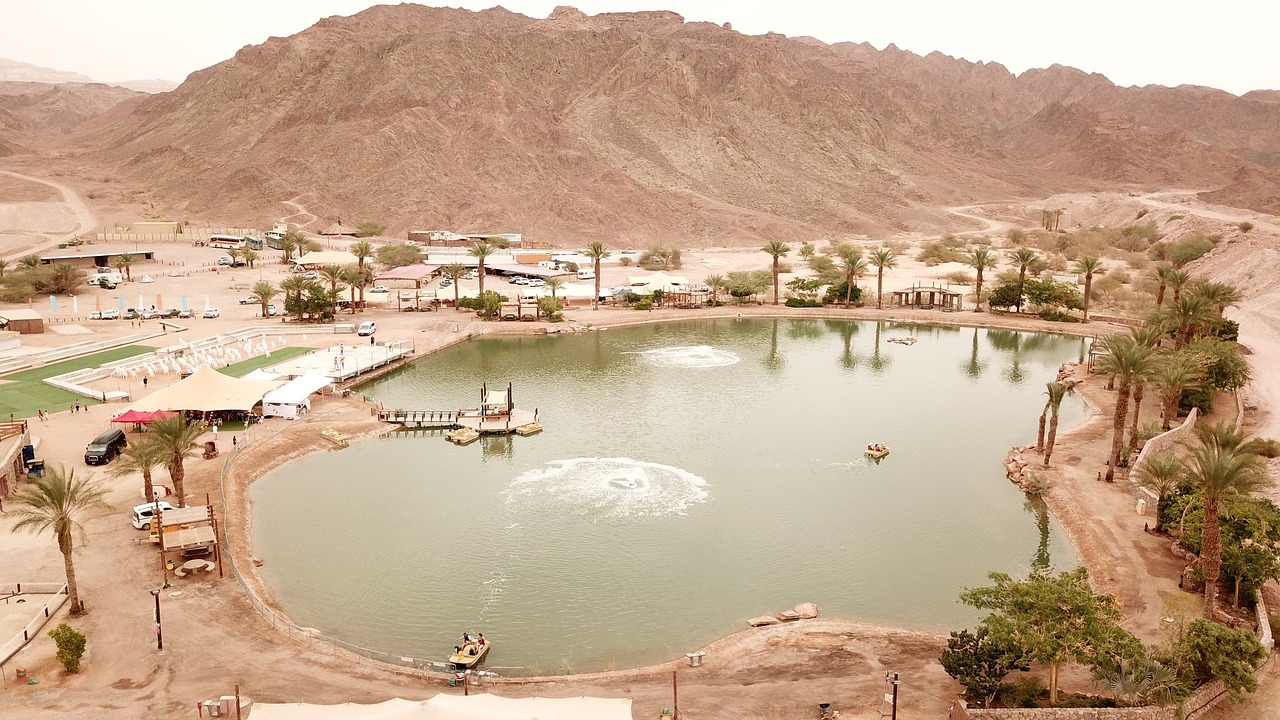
<box><xmin>0</xmin><ymin>58</ymin><xmax>177</xmax><ymax>94</ymax></box>
<box><xmin>3</xmin><ymin>4</ymin><xmax>1278</xmax><ymax>244</ymax></box>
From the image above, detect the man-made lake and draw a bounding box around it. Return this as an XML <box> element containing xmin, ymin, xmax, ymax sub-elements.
<box><xmin>250</xmin><ymin>319</ymin><xmax>1085</xmax><ymax>673</ymax></box>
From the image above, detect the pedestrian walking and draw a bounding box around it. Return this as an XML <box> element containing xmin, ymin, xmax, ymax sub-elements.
<box><xmin>232</xmin><ymin>435</ymin><xmax>238</xmax><ymax>448</ymax></box>
<box><xmin>74</xmin><ymin>400</ymin><xmax>80</xmax><ymax>413</ymax></box>
<box><xmin>143</xmin><ymin>377</ymin><xmax>148</xmax><ymax>389</ymax></box>
<box><xmin>212</xmin><ymin>424</ymin><xmax>219</xmax><ymax>440</ymax></box>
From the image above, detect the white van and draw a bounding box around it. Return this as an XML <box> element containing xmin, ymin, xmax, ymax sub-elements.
<box><xmin>577</xmin><ymin>268</ymin><xmax>595</xmax><ymax>280</ymax></box>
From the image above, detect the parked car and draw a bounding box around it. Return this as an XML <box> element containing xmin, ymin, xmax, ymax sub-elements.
<box><xmin>123</xmin><ymin>309</ymin><xmax>140</xmax><ymax>320</ymax></box>
<box><xmin>95</xmin><ymin>278</ymin><xmax>117</xmax><ymax>289</ymax></box>
<box><xmin>303</xmin><ymin>271</ymin><xmax>318</xmax><ymax>280</ymax></box>
<box><xmin>440</xmin><ymin>278</ymin><xmax>453</xmax><ymax>288</ymax></box>
<box><xmin>357</xmin><ymin>321</ymin><xmax>377</xmax><ymax>336</ymax></box>
<box><xmin>239</xmin><ymin>296</ymin><xmax>257</xmax><ymax>305</ymax></box>
<box><xmin>157</xmin><ymin>308</ymin><xmax>180</xmax><ymax>319</ymax></box>
<box><xmin>84</xmin><ymin>428</ymin><xmax>128</xmax><ymax>466</ymax></box>
<box><xmin>131</xmin><ymin>501</ymin><xmax>176</xmax><ymax>531</ymax></box>
<box><xmin>217</xmin><ymin>255</ymin><xmax>234</xmax><ymax>266</ymax></box>
<box><xmin>140</xmin><ymin>309</ymin><xmax>158</xmax><ymax>320</ymax></box>
<box><xmin>202</xmin><ymin>308</ymin><xmax>221</xmax><ymax>318</ymax></box>
<box><xmin>527</xmin><ymin>278</ymin><xmax>546</xmax><ymax>287</ymax></box>
<box><xmin>177</xmin><ymin>309</ymin><xmax>195</xmax><ymax>319</ymax></box>
<box><xmin>263</xmin><ymin>304</ymin><xmax>278</xmax><ymax>317</ymax></box>
<box><xmin>100</xmin><ymin>308</ymin><xmax>120</xmax><ymax>320</ymax></box>
<box><xmin>371</xmin><ymin>285</ymin><xmax>389</xmax><ymax>293</ymax></box>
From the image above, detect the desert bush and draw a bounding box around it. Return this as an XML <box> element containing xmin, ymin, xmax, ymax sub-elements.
<box><xmin>1167</xmin><ymin>214</ymin><xmax>1185</xmax><ymax>221</ymax></box>
<box><xmin>537</xmin><ymin>296</ymin><xmax>564</xmax><ymax>322</ymax></box>
<box><xmin>639</xmin><ymin>247</ymin><xmax>682</xmax><ymax>270</ymax></box>
<box><xmin>48</xmin><ymin>624</ymin><xmax>86</xmax><ymax>673</ymax></box>
<box><xmin>916</xmin><ymin>235</ymin><xmax>968</xmax><ymax>266</ymax></box>
<box><xmin>1039</xmin><ymin>309</ymin><xmax>1080</xmax><ymax>323</ymax></box>
<box><xmin>1150</xmin><ymin>233</ymin><xmax>1218</xmax><ymax>266</ymax></box>
<box><xmin>940</xmin><ymin>270</ymin><xmax>974</xmax><ymax>285</ymax></box>
<box><xmin>1108</xmin><ymin>268</ymin><xmax>1132</xmax><ymax>285</ymax></box>
<box><xmin>996</xmin><ymin>677</ymin><xmax>1046</xmax><ymax>708</ymax></box>
<box><xmin>1136</xmin><ymin>208</ymin><xmax>1149</xmax><ymax>219</ymax></box>
<box><xmin>884</xmin><ymin>239</ymin><xmax>910</xmax><ymax>255</ymax></box>
<box><xmin>618</xmin><ymin>256</ymin><xmax>632</xmax><ymax>267</ymax></box>
<box><xmin>1242</xmin><ymin>438</ymin><xmax>1280</xmax><ymax>458</ymax></box>
<box><xmin>784</xmin><ymin>298</ymin><xmax>822</xmax><ymax>308</ymax></box>
<box><xmin>634</xmin><ymin>298</ymin><xmax>652</xmax><ymax>311</ymax></box>
<box><xmin>355</xmin><ymin>221</ymin><xmax>386</xmax><ymax>238</ymax></box>
<box><xmin>1237</xmin><ymin>221</ymin><xmax>1254</xmax><ymax>233</ymax></box>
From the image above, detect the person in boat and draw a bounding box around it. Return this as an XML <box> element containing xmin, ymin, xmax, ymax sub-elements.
<box><xmin>477</xmin><ymin>633</ymin><xmax>486</xmax><ymax>647</ymax></box>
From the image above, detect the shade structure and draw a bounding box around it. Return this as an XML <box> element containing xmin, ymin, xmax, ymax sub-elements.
<box><xmin>111</xmin><ymin>409</ymin><xmax>176</xmax><ymax>424</ymax></box>
<box><xmin>125</xmin><ymin>365</ymin><xmax>283</xmax><ymax>413</ymax></box>
<box><xmin>262</xmin><ymin>371</ymin><xmax>332</xmax><ymax>419</ymax></box>
<box><xmin>249</xmin><ymin>694</ymin><xmax>633</xmax><ymax>720</ymax></box>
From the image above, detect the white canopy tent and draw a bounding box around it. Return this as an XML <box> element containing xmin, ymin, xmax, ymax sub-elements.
<box><xmin>250</xmin><ymin>695</ymin><xmax>633</xmax><ymax>720</ymax></box>
<box><xmin>126</xmin><ymin>366</ymin><xmax>283</xmax><ymax>413</ymax></box>
<box><xmin>261</xmin><ymin>371</ymin><xmax>333</xmax><ymax>419</ymax></box>
<box><xmin>242</xmin><ymin>368</ymin><xmax>284</xmax><ymax>381</ymax></box>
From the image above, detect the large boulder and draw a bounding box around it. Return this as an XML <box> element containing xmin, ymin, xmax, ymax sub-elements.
<box><xmin>748</xmin><ymin>615</ymin><xmax>781</xmax><ymax>627</ymax></box>
<box><xmin>793</xmin><ymin>602</ymin><xmax>819</xmax><ymax>619</ymax></box>
<box><xmin>776</xmin><ymin>610</ymin><xmax>802</xmax><ymax>622</ymax></box>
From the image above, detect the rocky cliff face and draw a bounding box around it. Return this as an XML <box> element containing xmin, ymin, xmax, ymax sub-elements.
<box><xmin>9</xmin><ymin>5</ymin><xmax>1279</xmax><ymax>239</ymax></box>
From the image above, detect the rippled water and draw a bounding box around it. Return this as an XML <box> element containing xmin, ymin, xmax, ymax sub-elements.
<box><xmin>250</xmin><ymin>319</ymin><xmax>1085</xmax><ymax>673</ymax></box>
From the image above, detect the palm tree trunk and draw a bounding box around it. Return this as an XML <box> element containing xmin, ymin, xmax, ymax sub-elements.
<box><xmin>1128</xmin><ymin>383</ymin><xmax>1146</xmax><ymax>451</ymax></box>
<box><xmin>60</xmin><ymin>529</ymin><xmax>82</xmax><ymax>614</ymax></box>
<box><xmin>876</xmin><ymin>269</ymin><xmax>884</xmax><ymax>309</ymax></box>
<box><xmin>143</xmin><ymin>467</ymin><xmax>154</xmax><ymax>504</ymax></box>
<box><xmin>1036</xmin><ymin>412</ymin><xmax>1047</xmax><ymax>452</ymax></box>
<box><xmin>973</xmin><ymin>269</ymin><xmax>984</xmax><ymax>312</ymax></box>
<box><xmin>593</xmin><ymin>260</ymin><xmax>601</xmax><ymax>310</ymax></box>
<box><xmin>1044</xmin><ymin>414</ymin><xmax>1060</xmax><ymax>467</ymax></box>
<box><xmin>1082</xmin><ymin>275</ymin><xmax>1092</xmax><ymax>322</ymax></box>
<box><xmin>772</xmin><ymin>258</ymin><xmax>780</xmax><ymax>305</ymax></box>
<box><xmin>478</xmin><ymin>262</ymin><xmax>486</xmax><ymax>295</ymax></box>
<box><xmin>844</xmin><ymin>273</ymin><xmax>853</xmax><ymax>308</ymax></box>
<box><xmin>1016</xmin><ymin>269</ymin><xmax>1026</xmax><ymax>312</ymax></box>
<box><xmin>1105</xmin><ymin>383</ymin><xmax>1132</xmax><ymax>482</ymax></box>
<box><xmin>171</xmin><ymin>456</ymin><xmax>186</xmax><ymax>507</ymax></box>
<box><xmin>1202</xmin><ymin>497</ymin><xmax>1223</xmax><ymax>616</ymax></box>
<box><xmin>1161</xmin><ymin>390</ymin><xmax>1177</xmax><ymax>431</ymax></box>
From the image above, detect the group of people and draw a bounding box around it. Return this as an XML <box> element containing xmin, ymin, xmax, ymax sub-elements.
<box><xmin>867</xmin><ymin>443</ymin><xmax>886</xmax><ymax>453</ymax></box>
<box><xmin>455</xmin><ymin>632</ymin><xmax>487</xmax><ymax>658</ymax></box>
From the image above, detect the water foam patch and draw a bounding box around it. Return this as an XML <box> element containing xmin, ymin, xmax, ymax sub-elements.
<box><xmin>634</xmin><ymin>345</ymin><xmax>740</xmax><ymax>368</ymax></box>
<box><xmin>504</xmin><ymin>457</ymin><xmax>710</xmax><ymax>519</ymax></box>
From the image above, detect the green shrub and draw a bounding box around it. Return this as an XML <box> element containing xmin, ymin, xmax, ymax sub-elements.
<box><xmin>996</xmin><ymin>676</ymin><xmax>1045</xmax><ymax>708</ymax></box>
<box><xmin>940</xmin><ymin>270</ymin><xmax>975</xmax><ymax>285</ymax></box>
<box><xmin>1238</xmin><ymin>221</ymin><xmax>1254</xmax><ymax>233</ymax></box>
<box><xmin>355</xmin><ymin>221</ymin><xmax>386</xmax><ymax>238</ymax></box>
<box><xmin>1136</xmin><ymin>209</ymin><xmax>1149</xmax><ymax>219</ymax></box>
<box><xmin>1242</xmin><ymin>438</ymin><xmax>1280</xmax><ymax>458</ymax></box>
<box><xmin>1150</xmin><ymin>233</ymin><xmax>1218</xmax><ymax>266</ymax></box>
<box><xmin>1039</xmin><ymin>309</ymin><xmax>1080</xmax><ymax>323</ymax></box>
<box><xmin>1168</xmin><ymin>214</ymin><xmax>1185</xmax><ymax>221</ymax></box>
<box><xmin>619</xmin><ymin>256</ymin><xmax>633</xmax><ymax>267</ymax></box>
<box><xmin>784</xmin><ymin>298</ymin><xmax>822</xmax><ymax>308</ymax></box>
<box><xmin>634</xmin><ymin>299</ymin><xmax>652</xmax><ymax>311</ymax></box>
<box><xmin>916</xmin><ymin>236</ymin><xmax>968</xmax><ymax>265</ymax></box>
<box><xmin>48</xmin><ymin>623</ymin><xmax>86</xmax><ymax>673</ymax></box>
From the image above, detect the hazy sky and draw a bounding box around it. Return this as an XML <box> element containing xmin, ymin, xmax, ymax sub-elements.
<box><xmin>4</xmin><ymin>1</ymin><xmax>1277</xmax><ymax>95</ymax></box>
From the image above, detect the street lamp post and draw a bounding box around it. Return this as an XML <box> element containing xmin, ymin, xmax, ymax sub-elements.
<box><xmin>150</xmin><ymin>588</ymin><xmax>163</xmax><ymax>650</ymax></box>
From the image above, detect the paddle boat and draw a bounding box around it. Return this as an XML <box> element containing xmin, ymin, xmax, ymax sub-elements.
<box><xmin>450</xmin><ymin>636</ymin><xmax>491</xmax><ymax>669</ymax></box>
<box><xmin>864</xmin><ymin>444</ymin><xmax>890</xmax><ymax>459</ymax></box>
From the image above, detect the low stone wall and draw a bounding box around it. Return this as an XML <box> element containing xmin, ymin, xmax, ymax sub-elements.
<box><xmin>966</xmin><ymin>707</ymin><xmax>1175</xmax><ymax>720</ymax></box>
<box><xmin>1131</xmin><ymin>408</ymin><xmax>1199</xmax><ymax>478</ymax></box>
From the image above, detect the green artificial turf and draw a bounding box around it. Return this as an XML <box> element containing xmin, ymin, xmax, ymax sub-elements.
<box><xmin>0</xmin><ymin>345</ymin><xmax>155</xmax><ymax>418</ymax></box>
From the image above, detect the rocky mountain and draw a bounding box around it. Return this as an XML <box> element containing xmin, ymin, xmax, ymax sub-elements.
<box><xmin>0</xmin><ymin>58</ymin><xmax>95</xmax><ymax>85</ymax></box>
<box><xmin>18</xmin><ymin>5</ymin><xmax>1280</xmax><ymax>241</ymax></box>
<box><xmin>110</xmin><ymin>79</ymin><xmax>180</xmax><ymax>94</ymax></box>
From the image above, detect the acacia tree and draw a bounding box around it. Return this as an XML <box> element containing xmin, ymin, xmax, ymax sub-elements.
<box><xmin>966</xmin><ymin>248</ymin><xmax>997</xmax><ymax>312</ymax></box>
<box><xmin>960</xmin><ymin>568</ymin><xmax>1141</xmax><ymax>705</ymax></box>
<box><xmin>8</xmin><ymin>467</ymin><xmax>110</xmax><ymax>614</ymax></box>
<box><xmin>1180</xmin><ymin>427</ymin><xmax>1266</xmax><ymax>616</ymax></box>
<box><xmin>584</xmin><ymin>241</ymin><xmax>611</xmax><ymax>310</ymax></box>
<box><xmin>870</xmin><ymin>248</ymin><xmax>897</xmax><ymax>310</ymax></box>
<box><xmin>1074</xmin><ymin>256</ymin><xmax>1105</xmax><ymax>323</ymax></box>
<box><xmin>1042</xmin><ymin>381</ymin><xmax>1074</xmax><ymax>467</ymax></box>
<box><xmin>762</xmin><ymin>240</ymin><xmax>790</xmax><ymax>305</ymax></box>
<box><xmin>148</xmin><ymin>415</ymin><xmax>205</xmax><ymax>507</ymax></box>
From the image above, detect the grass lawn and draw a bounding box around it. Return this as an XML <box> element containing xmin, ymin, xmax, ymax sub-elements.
<box><xmin>0</xmin><ymin>345</ymin><xmax>155</xmax><ymax>419</ymax></box>
<box><xmin>217</xmin><ymin>346</ymin><xmax>312</xmax><ymax>378</ymax></box>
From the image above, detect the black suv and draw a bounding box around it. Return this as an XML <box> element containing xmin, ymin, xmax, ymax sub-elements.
<box><xmin>85</xmin><ymin>428</ymin><xmax>128</xmax><ymax>465</ymax></box>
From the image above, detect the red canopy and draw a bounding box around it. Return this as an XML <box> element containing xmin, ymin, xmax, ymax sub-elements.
<box><xmin>111</xmin><ymin>409</ymin><xmax>176</xmax><ymax>424</ymax></box>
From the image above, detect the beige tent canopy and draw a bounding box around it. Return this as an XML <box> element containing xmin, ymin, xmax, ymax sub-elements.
<box><xmin>250</xmin><ymin>694</ymin><xmax>633</xmax><ymax>720</ymax></box>
<box><xmin>126</xmin><ymin>365</ymin><xmax>283</xmax><ymax>413</ymax></box>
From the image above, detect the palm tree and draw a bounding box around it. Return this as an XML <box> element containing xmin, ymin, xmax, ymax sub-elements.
<box><xmin>1167</xmin><ymin>268</ymin><xmax>1191</xmax><ymax>302</ymax></box>
<box><xmin>110</xmin><ymin>437</ymin><xmax>168</xmax><ymax>505</ymax></box>
<box><xmin>0</xmin><ymin>258</ymin><xmax>8</xmax><ymax>277</ymax></box>
<box><xmin>251</xmin><ymin>281</ymin><xmax>280</xmax><ymax>318</ymax></box>
<box><xmin>340</xmin><ymin>266</ymin><xmax>362</xmax><ymax>311</ymax></box>
<box><xmin>1132</xmin><ymin>454</ymin><xmax>1183</xmax><ymax>532</ymax></box>
<box><xmin>468</xmin><ymin>241</ymin><xmax>495</xmax><ymax>296</ymax></box>
<box><xmin>226</xmin><ymin>248</ymin><xmax>243</xmax><ymax>268</ymax></box>
<box><xmin>114</xmin><ymin>252</ymin><xmax>135</xmax><ymax>282</ymax></box>
<box><xmin>279</xmin><ymin>232</ymin><xmax>303</xmax><ymax>263</ymax></box>
<box><xmin>1074</xmin><ymin>256</ymin><xmax>1105</xmax><ymax>323</ymax></box>
<box><xmin>870</xmin><ymin>248</ymin><xmax>897</xmax><ymax>310</ymax></box>
<box><xmin>1126</xmin><ymin>327</ymin><xmax>1165</xmax><ymax>451</ymax></box>
<box><xmin>1147</xmin><ymin>265</ymin><xmax>1174</xmax><ymax>308</ymax></box>
<box><xmin>1164</xmin><ymin>295</ymin><xmax>1216</xmax><ymax>347</ymax></box>
<box><xmin>762</xmin><ymin>240</ymin><xmax>790</xmax><ymax>305</ymax></box>
<box><xmin>965</xmin><ymin>248</ymin><xmax>998</xmax><ymax>312</ymax></box>
<box><xmin>8</xmin><ymin>467</ymin><xmax>110</xmax><ymax>614</ymax></box>
<box><xmin>704</xmin><ymin>274</ymin><xmax>726</xmax><ymax>307</ymax></box>
<box><xmin>279</xmin><ymin>275</ymin><xmax>309</xmax><ymax>320</ymax></box>
<box><xmin>1180</xmin><ymin>427</ymin><xmax>1266</xmax><ymax>615</ymax></box>
<box><xmin>1092</xmin><ymin>656</ymin><xmax>1181</xmax><ymax>706</ymax></box>
<box><xmin>1038</xmin><ymin>382</ymin><xmax>1074</xmax><ymax>462</ymax></box>
<box><xmin>583</xmin><ymin>241</ymin><xmax>611</xmax><ymax>310</ymax></box>
<box><xmin>545</xmin><ymin>276</ymin><xmax>565</xmax><ymax>301</ymax></box>
<box><xmin>442</xmin><ymin>263</ymin><xmax>466</xmax><ymax>307</ymax></box>
<box><xmin>319</xmin><ymin>264</ymin><xmax>345</xmax><ymax>293</ymax></box>
<box><xmin>1007</xmin><ymin>248</ymin><xmax>1038</xmax><ymax>312</ymax></box>
<box><xmin>836</xmin><ymin>244</ymin><xmax>867</xmax><ymax>308</ymax></box>
<box><xmin>1190</xmin><ymin>281</ymin><xmax>1241</xmax><ymax>317</ymax></box>
<box><xmin>1094</xmin><ymin>336</ymin><xmax>1158</xmax><ymax>482</ymax></box>
<box><xmin>350</xmin><ymin>241</ymin><xmax>375</xmax><ymax>272</ymax></box>
<box><xmin>242</xmin><ymin>248</ymin><xmax>259</xmax><ymax>269</ymax></box>
<box><xmin>1153</xmin><ymin>358</ymin><xmax>1201</xmax><ymax>430</ymax></box>
<box><xmin>148</xmin><ymin>415</ymin><xmax>205</xmax><ymax>507</ymax></box>
<box><xmin>19</xmin><ymin>253</ymin><xmax>42</xmax><ymax>271</ymax></box>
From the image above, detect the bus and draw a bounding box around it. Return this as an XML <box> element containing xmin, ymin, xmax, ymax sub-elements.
<box><xmin>208</xmin><ymin>234</ymin><xmax>247</xmax><ymax>250</ymax></box>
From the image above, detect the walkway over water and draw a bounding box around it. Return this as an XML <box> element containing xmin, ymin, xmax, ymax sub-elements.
<box><xmin>269</xmin><ymin>341</ymin><xmax>413</xmax><ymax>381</ymax></box>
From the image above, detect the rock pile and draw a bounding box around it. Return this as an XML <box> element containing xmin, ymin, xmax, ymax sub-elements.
<box><xmin>1004</xmin><ymin>444</ymin><xmax>1039</xmax><ymax>491</ymax></box>
<box><xmin>748</xmin><ymin>602</ymin><xmax>819</xmax><ymax>627</ymax></box>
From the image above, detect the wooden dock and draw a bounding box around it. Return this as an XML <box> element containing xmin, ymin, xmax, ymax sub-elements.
<box><xmin>377</xmin><ymin>383</ymin><xmax>541</xmax><ymax>438</ymax></box>
<box><xmin>377</xmin><ymin>410</ymin><xmax>459</xmax><ymax>428</ymax></box>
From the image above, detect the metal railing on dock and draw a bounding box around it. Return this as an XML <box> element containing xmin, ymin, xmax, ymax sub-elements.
<box><xmin>377</xmin><ymin>410</ymin><xmax>459</xmax><ymax>428</ymax></box>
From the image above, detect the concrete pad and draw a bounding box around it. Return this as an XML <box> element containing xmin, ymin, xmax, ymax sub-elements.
<box><xmin>46</xmin><ymin>324</ymin><xmax>95</xmax><ymax>335</ymax></box>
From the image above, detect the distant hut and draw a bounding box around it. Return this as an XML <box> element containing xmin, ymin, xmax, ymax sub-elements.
<box><xmin>320</xmin><ymin>222</ymin><xmax>358</xmax><ymax>237</ymax></box>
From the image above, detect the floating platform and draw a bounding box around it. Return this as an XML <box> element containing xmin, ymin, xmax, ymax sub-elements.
<box><xmin>321</xmin><ymin>428</ymin><xmax>350</xmax><ymax>447</ymax></box>
<box><xmin>514</xmin><ymin>422</ymin><xmax>543</xmax><ymax>436</ymax></box>
<box><xmin>445</xmin><ymin>427</ymin><xmax>481</xmax><ymax>445</ymax></box>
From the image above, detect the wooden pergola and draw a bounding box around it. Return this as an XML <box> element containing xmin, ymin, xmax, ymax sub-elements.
<box><xmin>891</xmin><ymin>284</ymin><xmax>964</xmax><ymax>311</ymax></box>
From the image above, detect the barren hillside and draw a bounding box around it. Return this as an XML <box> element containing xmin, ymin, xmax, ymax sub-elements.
<box><xmin>3</xmin><ymin>4</ymin><xmax>1278</xmax><ymax>243</ymax></box>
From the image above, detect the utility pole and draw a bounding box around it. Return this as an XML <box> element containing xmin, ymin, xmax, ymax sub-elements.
<box><xmin>885</xmin><ymin>672</ymin><xmax>900</xmax><ymax>720</ymax></box>
<box><xmin>150</xmin><ymin>589</ymin><xmax>163</xmax><ymax>650</ymax></box>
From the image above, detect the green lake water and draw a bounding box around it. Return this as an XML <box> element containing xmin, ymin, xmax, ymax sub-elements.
<box><xmin>250</xmin><ymin>318</ymin><xmax>1085</xmax><ymax>673</ymax></box>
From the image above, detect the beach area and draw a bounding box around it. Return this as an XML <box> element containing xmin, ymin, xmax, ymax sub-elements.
<box><xmin>1</xmin><ymin>174</ymin><xmax>1278</xmax><ymax>718</ymax></box>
